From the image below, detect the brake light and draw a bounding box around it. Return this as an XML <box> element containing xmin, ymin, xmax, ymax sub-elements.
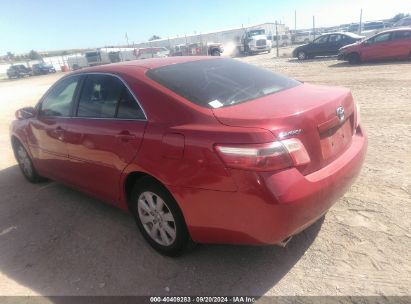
<box><xmin>215</xmin><ymin>138</ymin><xmax>310</xmax><ymax>171</ymax></box>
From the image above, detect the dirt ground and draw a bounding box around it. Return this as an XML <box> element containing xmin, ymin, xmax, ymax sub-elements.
<box><xmin>0</xmin><ymin>55</ymin><xmax>410</xmax><ymax>297</ymax></box>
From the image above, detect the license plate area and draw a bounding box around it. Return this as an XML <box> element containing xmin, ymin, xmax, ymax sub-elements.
<box><xmin>320</xmin><ymin>118</ymin><xmax>353</xmax><ymax>160</ymax></box>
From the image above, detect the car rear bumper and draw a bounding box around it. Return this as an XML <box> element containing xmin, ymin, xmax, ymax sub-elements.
<box><xmin>170</xmin><ymin>127</ymin><xmax>367</xmax><ymax>245</ymax></box>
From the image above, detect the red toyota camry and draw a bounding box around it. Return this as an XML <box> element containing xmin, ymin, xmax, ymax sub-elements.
<box><xmin>10</xmin><ymin>57</ymin><xmax>367</xmax><ymax>255</ymax></box>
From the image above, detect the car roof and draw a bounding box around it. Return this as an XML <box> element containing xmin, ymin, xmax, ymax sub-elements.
<box><xmin>321</xmin><ymin>32</ymin><xmax>364</xmax><ymax>38</ymax></box>
<box><xmin>76</xmin><ymin>56</ymin><xmax>218</xmax><ymax>73</ymax></box>
<box><xmin>376</xmin><ymin>27</ymin><xmax>411</xmax><ymax>34</ymax></box>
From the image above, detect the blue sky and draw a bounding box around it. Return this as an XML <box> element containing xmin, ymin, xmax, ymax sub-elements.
<box><xmin>0</xmin><ymin>0</ymin><xmax>409</xmax><ymax>54</ymax></box>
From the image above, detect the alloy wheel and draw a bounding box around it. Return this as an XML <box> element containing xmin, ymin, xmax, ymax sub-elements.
<box><xmin>17</xmin><ymin>145</ymin><xmax>33</xmax><ymax>178</ymax></box>
<box><xmin>137</xmin><ymin>191</ymin><xmax>177</xmax><ymax>246</ymax></box>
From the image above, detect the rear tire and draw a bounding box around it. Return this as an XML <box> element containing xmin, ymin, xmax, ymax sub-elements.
<box><xmin>348</xmin><ymin>53</ymin><xmax>361</xmax><ymax>64</ymax></box>
<box><xmin>130</xmin><ymin>176</ymin><xmax>193</xmax><ymax>256</ymax></box>
<box><xmin>13</xmin><ymin>141</ymin><xmax>46</xmax><ymax>183</ymax></box>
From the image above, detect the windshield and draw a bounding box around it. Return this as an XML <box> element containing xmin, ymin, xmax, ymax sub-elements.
<box><xmin>248</xmin><ymin>30</ymin><xmax>265</xmax><ymax>36</ymax></box>
<box><xmin>146</xmin><ymin>58</ymin><xmax>300</xmax><ymax>108</ymax></box>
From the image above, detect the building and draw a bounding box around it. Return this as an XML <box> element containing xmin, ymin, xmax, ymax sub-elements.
<box><xmin>132</xmin><ymin>22</ymin><xmax>289</xmax><ymax>49</ymax></box>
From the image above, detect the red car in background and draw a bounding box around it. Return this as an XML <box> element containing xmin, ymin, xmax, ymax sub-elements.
<box><xmin>10</xmin><ymin>57</ymin><xmax>367</xmax><ymax>256</ymax></box>
<box><xmin>338</xmin><ymin>28</ymin><xmax>411</xmax><ymax>64</ymax></box>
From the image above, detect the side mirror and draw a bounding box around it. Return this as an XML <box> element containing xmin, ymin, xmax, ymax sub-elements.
<box><xmin>15</xmin><ymin>107</ymin><xmax>35</xmax><ymax>120</ymax></box>
<box><xmin>362</xmin><ymin>41</ymin><xmax>369</xmax><ymax>46</ymax></box>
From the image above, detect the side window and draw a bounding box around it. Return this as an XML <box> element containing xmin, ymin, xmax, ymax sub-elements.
<box><xmin>314</xmin><ymin>35</ymin><xmax>328</xmax><ymax>44</ymax></box>
<box><xmin>40</xmin><ymin>76</ymin><xmax>80</xmax><ymax>117</ymax></box>
<box><xmin>76</xmin><ymin>74</ymin><xmax>145</xmax><ymax>119</ymax></box>
<box><xmin>117</xmin><ymin>89</ymin><xmax>145</xmax><ymax>119</ymax></box>
<box><xmin>373</xmin><ymin>33</ymin><xmax>391</xmax><ymax>44</ymax></box>
<box><xmin>329</xmin><ymin>34</ymin><xmax>341</xmax><ymax>42</ymax></box>
<box><xmin>393</xmin><ymin>31</ymin><xmax>411</xmax><ymax>40</ymax></box>
<box><xmin>77</xmin><ymin>75</ymin><xmax>123</xmax><ymax>118</ymax></box>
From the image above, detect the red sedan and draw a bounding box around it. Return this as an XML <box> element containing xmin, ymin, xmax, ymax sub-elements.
<box><xmin>10</xmin><ymin>57</ymin><xmax>367</xmax><ymax>255</ymax></box>
<box><xmin>338</xmin><ymin>28</ymin><xmax>411</xmax><ymax>64</ymax></box>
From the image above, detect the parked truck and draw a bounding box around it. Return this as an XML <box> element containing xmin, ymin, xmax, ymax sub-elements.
<box><xmin>237</xmin><ymin>28</ymin><xmax>272</xmax><ymax>55</ymax></box>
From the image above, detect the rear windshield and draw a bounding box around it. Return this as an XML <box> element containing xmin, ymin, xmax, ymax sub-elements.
<box><xmin>146</xmin><ymin>58</ymin><xmax>300</xmax><ymax>108</ymax></box>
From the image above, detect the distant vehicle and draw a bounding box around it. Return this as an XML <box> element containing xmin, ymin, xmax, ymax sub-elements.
<box><xmin>32</xmin><ymin>63</ymin><xmax>56</xmax><ymax>75</ymax></box>
<box><xmin>134</xmin><ymin>47</ymin><xmax>170</xmax><ymax>60</ymax></box>
<box><xmin>292</xmin><ymin>31</ymin><xmax>317</xmax><ymax>44</ymax></box>
<box><xmin>393</xmin><ymin>17</ymin><xmax>411</xmax><ymax>28</ymax></box>
<box><xmin>348</xmin><ymin>21</ymin><xmax>387</xmax><ymax>37</ymax></box>
<box><xmin>292</xmin><ymin>32</ymin><xmax>364</xmax><ymax>60</ymax></box>
<box><xmin>269</xmin><ymin>34</ymin><xmax>291</xmax><ymax>47</ymax></box>
<box><xmin>67</xmin><ymin>48</ymin><xmax>137</xmax><ymax>70</ymax></box>
<box><xmin>84</xmin><ymin>50</ymin><xmax>111</xmax><ymax>66</ymax></box>
<box><xmin>338</xmin><ymin>28</ymin><xmax>411</xmax><ymax>64</ymax></box>
<box><xmin>237</xmin><ymin>28</ymin><xmax>272</xmax><ymax>55</ymax></box>
<box><xmin>171</xmin><ymin>43</ymin><xmax>223</xmax><ymax>56</ymax></box>
<box><xmin>6</xmin><ymin>65</ymin><xmax>32</xmax><ymax>79</ymax></box>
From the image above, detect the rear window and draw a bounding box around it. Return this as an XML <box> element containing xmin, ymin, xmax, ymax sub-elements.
<box><xmin>146</xmin><ymin>58</ymin><xmax>300</xmax><ymax>108</ymax></box>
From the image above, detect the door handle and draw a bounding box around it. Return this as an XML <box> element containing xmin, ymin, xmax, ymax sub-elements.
<box><xmin>55</xmin><ymin>126</ymin><xmax>65</xmax><ymax>141</ymax></box>
<box><xmin>116</xmin><ymin>131</ymin><xmax>136</xmax><ymax>142</ymax></box>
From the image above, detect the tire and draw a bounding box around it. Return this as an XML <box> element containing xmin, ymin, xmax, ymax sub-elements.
<box><xmin>211</xmin><ymin>49</ymin><xmax>221</xmax><ymax>56</ymax></box>
<box><xmin>13</xmin><ymin>141</ymin><xmax>46</xmax><ymax>183</ymax></box>
<box><xmin>348</xmin><ymin>53</ymin><xmax>361</xmax><ymax>64</ymax></box>
<box><xmin>130</xmin><ymin>176</ymin><xmax>192</xmax><ymax>256</ymax></box>
<box><xmin>297</xmin><ymin>51</ymin><xmax>307</xmax><ymax>60</ymax></box>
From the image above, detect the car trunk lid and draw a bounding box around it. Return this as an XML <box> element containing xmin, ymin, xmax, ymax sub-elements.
<box><xmin>212</xmin><ymin>83</ymin><xmax>355</xmax><ymax>175</ymax></box>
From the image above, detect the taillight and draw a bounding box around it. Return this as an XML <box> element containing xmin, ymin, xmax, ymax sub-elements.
<box><xmin>215</xmin><ymin>138</ymin><xmax>310</xmax><ymax>171</ymax></box>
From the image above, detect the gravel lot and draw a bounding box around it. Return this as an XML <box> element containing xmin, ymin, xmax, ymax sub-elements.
<box><xmin>0</xmin><ymin>55</ymin><xmax>410</xmax><ymax>296</ymax></box>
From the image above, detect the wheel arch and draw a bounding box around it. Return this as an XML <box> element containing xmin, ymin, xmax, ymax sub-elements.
<box><xmin>122</xmin><ymin>170</ymin><xmax>192</xmax><ymax>240</ymax></box>
<box><xmin>122</xmin><ymin>170</ymin><xmax>178</xmax><ymax>213</ymax></box>
<box><xmin>10</xmin><ymin>134</ymin><xmax>28</xmax><ymax>157</ymax></box>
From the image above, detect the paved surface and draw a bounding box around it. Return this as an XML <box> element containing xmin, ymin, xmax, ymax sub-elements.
<box><xmin>0</xmin><ymin>56</ymin><xmax>410</xmax><ymax>296</ymax></box>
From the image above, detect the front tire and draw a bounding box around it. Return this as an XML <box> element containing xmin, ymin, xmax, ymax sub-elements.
<box><xmin>297</xmin><ymin>51</ymin><xmax>307</xmax><ymax>60</ymax></box>
<box><xmin>211</xmin><ymin>49</ymin><xmax>221</xmax><ymax>56</ymax></box>
<box><xmin>348</xmin><ymin>53</ymin><xmax>361</xmax><ymax>64</ymax></box>
<box><xmin>13</xmin><ymin>141</ymin><xmax>46</xmax><ymax>183</ymax></box>
<box><xmin>130</xmin><ymin>177</ymin><xmax>192</xmax><ymax>256</ymax></box>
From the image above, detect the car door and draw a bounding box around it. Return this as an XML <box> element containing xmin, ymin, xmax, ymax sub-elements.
<box><xmin>309</xmin><ymin>35</ymin><xmax>330</xmax><ymax>56</ymax></box>
<box><xmin>28</xmin><ymin>75</ymin><xmax>81</xmax><ymax>180</ymax></box>
<box><xmin>64</xmin><ymin>73</ymin><xmax>147</xmax><ymax>204</ymax></box>
<box><xmin>326</xmin><ymin>34</ymin><xmax>344</xmax><ymax>55</ymax></box>
<box><xmin>361</xmin><ymin>32</ymin><xmax>393</xmax><ymax>60</ymax></box>
<box><xmin>391</xmin><ymin>30</ymin><xmax>411</xmax><ymax>59</ymax></box>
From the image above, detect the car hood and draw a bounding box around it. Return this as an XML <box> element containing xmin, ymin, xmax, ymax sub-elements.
<box><xmin>340</xmin><ymin>41</ymin><xmax>361</xmax><ymax>50</ymax></box>
<box><xmin>293</xmin><ymin>44</ymin><xmax>310</xmax><ymax>52</ymax></box>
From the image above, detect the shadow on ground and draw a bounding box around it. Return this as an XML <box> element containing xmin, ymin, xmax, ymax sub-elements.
<box><xmin>328</xmin><ymin>59</ymin><xmax>411</xmax><ymax>68</ymax></box>
<box><xmin>287</xmin><ymin>57</ymin><xmax>337</xmax><ymax>64</ymax></box>
<box><xmin>0</xmin><ymin>165</ymin><xmax>323</xmax><ymax>297</ymax></box>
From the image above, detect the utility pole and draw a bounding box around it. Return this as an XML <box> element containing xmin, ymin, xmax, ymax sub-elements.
<box><xmin>125</xmin><ymin>32</ymin><xmax>129</xmax><ymax>47</ymax></box>
<box><xmin>275</xmin><ymin>20</ymin><xmax>279</xmax><ymax>57</ymax></box>
<box><xmin>313</xmin><ymin>16</ymin><xmax>316</xmax><ymax>40</ymax></box>
<box><xmin>359</xmin><ymin>9</ymin><xmax>363</xmax><ymax>35</ymax></box>
<box><xmin>294</xmin><ymin>10</ymin><xmax>297</xmax><ymax>32</ymax></box>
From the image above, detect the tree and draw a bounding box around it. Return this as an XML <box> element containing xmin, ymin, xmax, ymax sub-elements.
<box><xmin>391</xmin><ymin>13</ymin><xmax>410</xmax><ymax>23</ymax></box>
<box><xmin>29</xmin><ymin>50</ymin><xmax>42</xmax><ymax>60</ymax></box>
<box><xmin>6</xmin><ymin>52</ymin><xmax>14</xmax><ymax>60</ymax></box>
<box><xmin>149</xmin><ymin>35</ymin><xmax>161</xmax><ymax>41</ymax></box>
